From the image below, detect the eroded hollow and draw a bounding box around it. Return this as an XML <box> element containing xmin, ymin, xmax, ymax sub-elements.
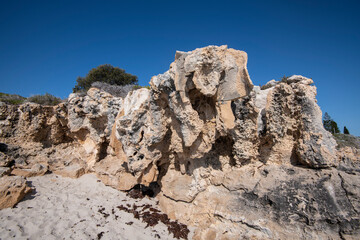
<box><xmin>213</xmin><ymin>135</ymin><xmax>236</xmax><ymax>167</ymax></box>
<box><xmin>188</xmin><ymin>88</ymin><xmax>216</xmax><ymax>121</ymax></box>
<box><xmin>98</xmin><ymin>140</ymin><xmax>109</xmax><ymax>160</ymax></box>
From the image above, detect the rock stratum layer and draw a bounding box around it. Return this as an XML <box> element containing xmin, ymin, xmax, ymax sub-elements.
<box><xmin>1</xmin><ymin>45</ymin><xmax>359</xmax><ymax>239</ymax></box>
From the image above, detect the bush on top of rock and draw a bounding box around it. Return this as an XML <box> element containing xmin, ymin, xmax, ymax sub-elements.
<box><xmin>0</xmin><ymin>92</ymin><xmax>26</xmax><ymax>105</ymax></box>
<box><xmin>73</xmin><ymin>64</ymin><xmax>138</xmax><ymax>93</ymax></box>
<box><xmin>27</xmin><ymin>93</ymin><xmax>62</xmax><ymax>106</ymax></box>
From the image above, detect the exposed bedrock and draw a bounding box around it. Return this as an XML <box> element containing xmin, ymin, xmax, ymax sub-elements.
<box><xmin>113</xmin><ymin>45</ymin><xmax>359</xmax><ymax>239</ymax></box>
<box><xmin>115</xmin><ymin>45</ymin><xmax>338</xmax><ymax>186</ymax></box>
<box><xmin>0</xmin><ymin>45</ymin><xmax>359</xmax><ymax>239</ymax></box>
<box><xmin>0</xmin><ymin>87</ymin><xmax>123</xmax><ymax>176</ymax></box>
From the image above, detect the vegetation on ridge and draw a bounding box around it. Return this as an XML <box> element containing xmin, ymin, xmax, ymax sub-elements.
<box><xmin>333</xmin><ymin>133</ymin><xmax>360</xmax><ymax>150</ymax></box>
<box><xmin>73</xmin><ymin>64</ymin><xmax>138</xmax><ymax>93</ymax></box>
<box><xmin>0</xmin><ymin>92</ymin><xmax>26</xmax><ymax>105</ymax></box>
<box><xmin>27</xmin><ymin>93</ymin><xmax>62</xmax><ymax>106</ymax></box>
<box><xmin>0</xmin><ymin>92</ymin><xmax>62</xmax><ymax>106</ymax></box>
<box><xmin>323</xmin><ymin>112</ymin><xmax>340</xmax><ymax>134</ymax></box>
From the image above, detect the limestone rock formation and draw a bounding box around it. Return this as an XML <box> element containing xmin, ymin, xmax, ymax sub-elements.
<box><xmin>0</xmin><ymin>45</ymin><xmax>359</xmax><ymax>239</ymax></box>
<box><xmin>112</xmin><ymin>45</ymin><xmax>358</xmax><ymax>239</ymax></box>
<box><xmin>116</xmin><ymin>45</ymin><xmax>254</xmax><ymax>185</ymax></box>
<box><xmin>0</xmin><ymin>102</ymin><xmax>70</xmax><ymax>145</ymax></box>
<box><xmin>115</xmin><ymin>46</ymin><xmax>337</xmax><ymax>186</ymax></box>
<box><xmin>67</xmin><ymin>87</ymin><xmax>123</xmax><ymax>167</ymax></box>
<box><xmin>0</xmin><ymin>86</ymin><xmax>124</xmax><ymax>176</ymax></box>
<box><xmin>0</xmin><ymin>176</ymin><xmax>31</xmax><ymax>209</ymax></box>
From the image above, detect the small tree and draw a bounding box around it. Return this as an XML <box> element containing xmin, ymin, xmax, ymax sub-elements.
<box><xmin>323</xmin><ymin>112</ymin><xmax>340</xmax><ymax>134</ymax></box>
<box><xmin>281</xmin><ymin>75</ymin><xmax>289</xmax><ymax>82</ymax></box>
<box><xmin>323</xmin><ymin>112</ymin><xmax>332</xmax><ymax>131</ymax></box>
<box><xmin>73</xmin><ymin>64</ymin><xmax>138</xmax><ymax>92</ymax></box>
<box><xmin>344</xmin><ymin>126</ymin><xmax>350</xmax><ymax>135</ymax></box>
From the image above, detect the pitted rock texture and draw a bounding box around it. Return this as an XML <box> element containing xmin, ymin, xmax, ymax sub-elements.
<box><xmin>0</xmin><ymin>86</ymin><xmax>123</xmax><ymax>173</ymax></box>
<box><xmin>0</xmin><ymin>176</ymin><xmax>31</xmax><ymax>209</ymax></box>
<box><xmin>116</xmin><ymin>45</ymin><xmax>254</xmax><ymax>185</ymax></box>
<box><xmin>115</xmin><ymin>46</ymin><xmax>337</xmax><ymax>186</ymax></box>
<box><xmin>67</xmin><ymin>87</ymin><xmax>123</xmax><ymax>167</ymax></box>
<box><xmin>0</xmin><ymin>102</ymin><xmax>70</xmax><ymax>145</ymax></box>
<box><xmin>0</xmin><ymin>45</ymin><xmax>359</xmax><ymax>239</ymax></box>
<box><xmin>113</xmin><ymin>45</ymin><xmax>358</xmax><ymax>239</ymax></box>
<box><xmin>158</xmin><ymin>164</ymin><xmax>360</xmax><ymax>239</ymax></box>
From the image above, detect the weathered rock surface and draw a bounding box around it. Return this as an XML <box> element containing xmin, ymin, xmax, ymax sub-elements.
<box><xmin>11</xmin><ymin>163</ymin><xmax>48</xmax><ymax>177</ymax></box>
<box><xmin>0</xmin><ymin>45</ymin><xmax>359</xmax><ymax>239</ymax></box>
<box><xmin>0</xmin><ymin>176</ymin><xmax>31</xmax><ymax>209</ymax></box>
<box><xmin>0</xmin><ymin>102</ymin><xmax>70</xmax><ymax>145</ymax></box>
<box><xmin>67</xmin><ymin>87</ymin><xmax>123</xmax><ymax>167</ymax></box>
<box><xmin>0</xmin><ymin>167</ymin><xmax>11</xmax><ymax>177</ymax></box>
<box><xmin>115</xmin><ymin>46</ymin><xmax>337</xmax><ymax>185</ymax></box>
<box><xmin>113</xmin><ymin>45</ymin><xmax>359</xmax><ymax>239</ymax></box>
<box><xmin>116</xmin><ymin>45</ymin><xmax>254</xmax><ymax>185</ymax></box>
<box><xmin>0</xmin><ymin>86</ymin><xmax>124</xmax><ymax>177</ymax></box>
<box><xmin>53</xmin><ymin>164</ymin><xmax>85</xmax><ymax>179</ymax></box>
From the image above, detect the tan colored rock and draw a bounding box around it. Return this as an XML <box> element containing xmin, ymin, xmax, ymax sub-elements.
<box><xmin>0</xmin><ymin>46</ymin><xmax>358</xmax><ymax>239</ymax></box>
<box><xmin>53</xmin><ymin>164</ymin><xmax>85</xmax><ymax>179</ymax></box>
<box><xmin>0</xmin><ymin>176</ymin><xmax>31</xmax><ymax>209</ymax></box>
<box><xmin>11</xmin><ymin>163</ymin><xmax>48</xmax><ymax>177</ymax></box>
<box><xmin>0</xmin><ymin>166</ymin><xmax>11</xmax><ymax>177</ymax></box>
<box><xmin>17</xmin><ymin>103</ymin><xmax>70</xmax><ymax>145</ymax></box>
<box><xmin>338</xmin><ymin>146</ymin><xmax>360</xmax><ymax>163</ymax></box>
<box><xmin>113</xmin><ymin>47</ymin><xmax>354</xmax><ymax>238</ymax></box>
<box><xmin>108</xmin><ymin>109</ymin><xmax>125</xmax><ymax>158</ymax></box>
<box><xmin>94</xmin><ymin>155</ymin><xmax>137</xmax><ymax>191</ymax></box>
<box><xmin>67</xmin><ymin>87</ymin><xmax>123</xmax><ymax>167</ymax></box>
<box><xmin>116</xmin><ymin>45</ymin><xmax>254</xmax><ymax>186</ymax></box>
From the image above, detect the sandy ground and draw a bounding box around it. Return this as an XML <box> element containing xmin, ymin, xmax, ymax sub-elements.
<box><xmin>0</xmin><ymin>174</ymin><xmax>193</xmax><ymax>240</ymax></box>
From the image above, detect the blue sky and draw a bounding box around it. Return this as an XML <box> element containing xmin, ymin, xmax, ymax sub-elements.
<box><xmin>1</xmin><ymin>0</ymin><xmax>359</xmax><ymax>135</ymax></box>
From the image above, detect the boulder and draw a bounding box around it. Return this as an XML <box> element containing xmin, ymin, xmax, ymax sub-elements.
<box><xmin>53</xmin><ymin>164</ymin><xmax>86</xmax><ymax>179</ymax></box>
<box><xmin>0</xmin><ymin>176</ymin><xmax>32</xmax><ymax>209</ymax></box>
<box><xmin>11</xmin><ymin>163</ymin><xmax>48</xmax><ymax>177</ymax></box>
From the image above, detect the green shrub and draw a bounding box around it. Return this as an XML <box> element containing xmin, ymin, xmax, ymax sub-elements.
<box><xmin>344</xmin><ymin>126</ymin><xmax>350</xmax><ymax>135</ymax></box>
<box><xmin>0</xmin><ymin>92</ymin><xmax>26</xmax><ymax>105</ymax></box>
<box><xmin>73</xmin><ymin>64</ymin><xmax>138</xmax><ymax>93</ymax></box>
<box><xmin>334</xmin><ymin>133</ymin><xmax>360</xmax><ymax>150</ymax></box>
<box><xmin>27</xmin><ymin>93</ymin><xmax>62</xmax><ymax>106</ymax></box>
<box><xmin>280</xmin><ymin>75</ymin><xmax>290</xmax><ymax>82</ymax></box>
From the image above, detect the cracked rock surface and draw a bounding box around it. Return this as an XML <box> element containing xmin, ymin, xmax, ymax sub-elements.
<box><xmin>114</xmin><ymin>45</ymin><xmax>359</xmax><ymax>239</ymax></box>
<box><xmin>0</xmin><ymin>45</ymin><xmax>359</xmax><ymax>239</ymax></box>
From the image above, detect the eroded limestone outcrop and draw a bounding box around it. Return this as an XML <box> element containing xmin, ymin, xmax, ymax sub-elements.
<box><xmin>0</xmin><ymin>45</ymin><xmax>359</xmax><ymax>239</ymax></box>
<box><xmin>116</xmin><ymin>46</ymin><xmax>254</xmax><ymax>185</ymax></box>
<box><xmin>67</xmin><ymin>87</ymin><xmax>123</xmax><ymax>167</ymax></box>
<box><xmin>112</xmin><ymin>45</ymin><xmax>359</xmax><ymax>239</ymax></box>
<box><xmin>115</xmin><ymin>46</ymin><xmax>338</xmax><ymax>186</ymax></box>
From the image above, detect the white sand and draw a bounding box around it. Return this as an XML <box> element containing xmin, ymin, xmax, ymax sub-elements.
<box><xmin>0</xmin><ymin>174</ymin><xmax>193</xmax><ymax>240</ymax></box>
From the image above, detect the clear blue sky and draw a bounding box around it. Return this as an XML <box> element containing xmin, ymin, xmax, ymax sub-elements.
<box><xmin>1</xmin><ymin>0</ymin><xmax>359</xmax><ymax>135</ymax></box>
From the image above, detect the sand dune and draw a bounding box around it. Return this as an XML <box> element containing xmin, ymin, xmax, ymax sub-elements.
<box><xmin>0</xmin><ymin>174</ymin><xmax>193</xmax><ymax>240</ymax></box>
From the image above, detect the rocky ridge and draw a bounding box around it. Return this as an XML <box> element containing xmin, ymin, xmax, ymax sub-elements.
<box><xmin>0</xmin><ymin>45</ymin><xmax>359</xmax><ymax>239</ymax></box>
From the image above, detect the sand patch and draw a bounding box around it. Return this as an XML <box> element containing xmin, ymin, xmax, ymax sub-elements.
<box><xmin>0</xmin><ymin>173</ymin><xmax>193</xmax><ymax>239</ymax></box>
